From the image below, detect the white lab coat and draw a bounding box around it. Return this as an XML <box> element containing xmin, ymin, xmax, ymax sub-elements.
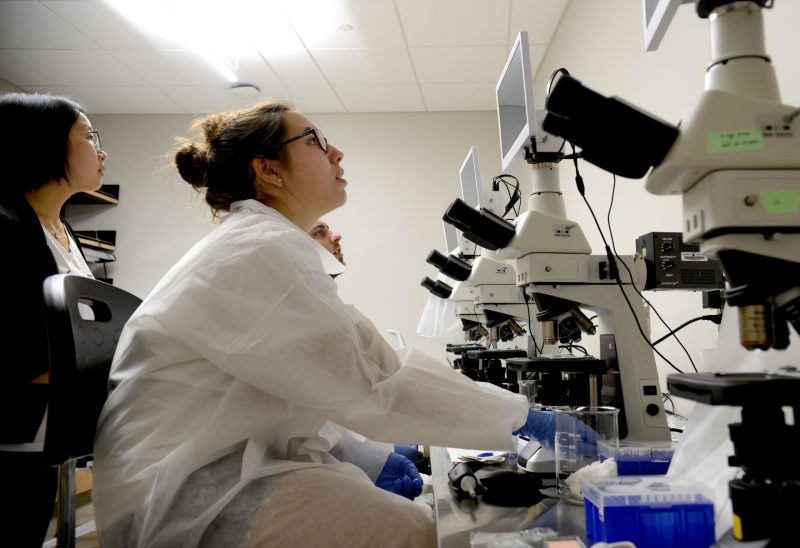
<box><xmin>93</xmin><ymin>200</ymin><xmax>528</xmax><ymax>548</ymax></box>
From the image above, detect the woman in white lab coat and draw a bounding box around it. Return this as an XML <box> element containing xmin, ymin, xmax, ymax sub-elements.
<box><xmin>92</xmin><ymin>101</ymin><xmax>538</xmax><ymax>547</ymax></box>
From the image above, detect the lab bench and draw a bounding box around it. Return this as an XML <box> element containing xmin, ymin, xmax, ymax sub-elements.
<box><xmin>430</xmin><ymin>446</ymin><xmax>587</xmax><ymax>548</ymax></box>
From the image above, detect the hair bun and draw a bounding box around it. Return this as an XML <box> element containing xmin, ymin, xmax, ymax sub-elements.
<box><xmin>174</xmin><ymin>142</ymin><xmax>209</xmax><ymax>187</ymax></box>
<box><xmin>201</xmin><ymin>114</ymin><xmax>228</xmax><ymax>142</ymax></box>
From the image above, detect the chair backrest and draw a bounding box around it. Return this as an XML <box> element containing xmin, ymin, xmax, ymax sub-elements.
<box><xmin>42</xmin><ymin>274</ymin><xmax>142</xmax><ymax>464</ymax></box>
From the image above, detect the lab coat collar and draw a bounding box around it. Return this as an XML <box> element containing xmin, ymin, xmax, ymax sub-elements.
<box><xmin>230</xmin><ymin>199</ymin><xmax>346</xmax><ymax>276</ymax></box>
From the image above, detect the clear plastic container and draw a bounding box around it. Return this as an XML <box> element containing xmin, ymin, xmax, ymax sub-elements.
<box><xmin>614</xmin><ymin>442</ymin><xmax>675</xmax><ymax>475</ymax></box>
<box><xmin>583</xmin><ymin>475</ymin><xmax>715</xmax><ymax>548</ymax></box>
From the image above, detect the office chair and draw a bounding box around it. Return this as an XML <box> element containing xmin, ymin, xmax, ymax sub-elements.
<box><xmin>1</xmin><ymin>274</ymin><xmax>141</xmax><ymax>548</ymax></box>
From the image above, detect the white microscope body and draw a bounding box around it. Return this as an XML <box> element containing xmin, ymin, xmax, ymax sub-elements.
<box><xmin>646</xmin><ymin>2</ymin><xmax>800</xmax><ymax>299</ymax></box>
<box><xmin>540</xmin><ymin>2</ymin><xmax>800</xmax><ymax>541</ymax></box>
<box><xmin>498</xmin><ymin>155</ymin><xmax>671</xmax><ymax>442</ymax></box>
<box><xmin>647</xmin><ymin>4</ymin><xmax>800</xmax><ymax>542</ymax></box>
<box><xmin>447</xmin><ymin>187</ymin><xmax>534</xmax><ymax>343</ymax></box>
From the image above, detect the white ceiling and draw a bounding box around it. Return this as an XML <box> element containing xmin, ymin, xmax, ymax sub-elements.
<box><xmin>0</xmin><ymin>0</ymin><xmax>570</xmax><ymax>114</ymax></box>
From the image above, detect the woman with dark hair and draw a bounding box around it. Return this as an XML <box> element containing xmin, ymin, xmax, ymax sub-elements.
<box><xmin>0</xmin><ymin>92</ymin><xmax>107</xmax><ymax>546</ymax></box>
<box><xmin>93</xmin><ymin>100</ymin><xmax>552</xmax><ymax>547</ymax></box>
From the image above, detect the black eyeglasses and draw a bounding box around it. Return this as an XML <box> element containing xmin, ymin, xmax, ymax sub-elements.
<box><xmin>276</xmin><ymin>128</ymin><xmax>328</xmax><ymax>153</ymax></box>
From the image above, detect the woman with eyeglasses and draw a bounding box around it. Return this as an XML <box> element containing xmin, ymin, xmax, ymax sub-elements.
<box><xmin>92</xmin><ymin>100</ymin><xmax>542</xmax><ymax>548</ymax></box>
<box><xmin>0</xmin><ymin>92</ymin><xmax>107</xmax><ymax>547</ymax></box>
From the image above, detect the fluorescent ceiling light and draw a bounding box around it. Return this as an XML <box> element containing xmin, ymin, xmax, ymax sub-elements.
<box><xmin>105</xmin><ymin>0</ymin><xmax>357</xmax><ymax>80</ymax></box>
<box><xmin>104</xmin><ymin>0</ymin><xmax>240</xmax><ymax>82</ymax></box>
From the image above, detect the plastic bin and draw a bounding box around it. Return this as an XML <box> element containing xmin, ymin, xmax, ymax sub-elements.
<box><xmin>583</xmin><ymin>475</ymin><xmax>715</xmax><ymax>548</ymax></box>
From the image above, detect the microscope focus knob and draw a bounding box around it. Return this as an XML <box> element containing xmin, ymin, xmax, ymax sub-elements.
<box><xmin>645</xmin><ymin>404</ymin><xmax>660</xmax><ymax>416</ymax></box>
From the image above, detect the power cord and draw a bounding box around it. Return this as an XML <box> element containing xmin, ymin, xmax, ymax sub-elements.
<box><xmin>606</xmin><ymin>174</ymin><xmax>698</xmax><ymax>372</ymax></box>
<box><xmin>652</xmin><ymin>314</ymin><xmax>722</xmax><ymax>346</ymax></box>
<box><xmin>521</xmin><ymin>287</ymin><xmax>543</xmax><ymax>355</ymax></box>
<box><xmin>492</xmin><ymin>174</ymin><xmax>521</xmax><ymax>218</ymax></box>
<box><xmin>560</xmin><ymin>344</ymin><xmax>588</xmax><ymax>355</ymax></box>
<box><xmin>569</xmin><ymin>144</ymin><xmax>686</xmax><ymax>375</ymax></box>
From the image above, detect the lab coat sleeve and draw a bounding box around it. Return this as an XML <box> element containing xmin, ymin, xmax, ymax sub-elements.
<box><xmin>147</xmin><ymin>225</ymin><xmax>527</xmax><ymax>452</ymax></box>
<box><xmin>326</xmin><ymin>423</ymin><xmax>394</xmax><ymax>482</ymax></box>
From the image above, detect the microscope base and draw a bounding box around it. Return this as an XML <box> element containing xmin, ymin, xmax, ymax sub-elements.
<box><xmin>517</xmin><ymin>439</ymin><xmax>555</xmax><ymax>475</ymax></box>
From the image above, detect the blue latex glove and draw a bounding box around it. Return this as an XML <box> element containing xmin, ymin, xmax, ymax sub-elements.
<box><xmin>375</xmin><ymin>453</ymin><xmax>423</xmax><ymax>500</ymax></box>
<box><xmin>394</xmin><ymin>444</ymin><xmax>420</xmax><ymax>461</ymax></box>
<box><xmin>513</xmin><ymin>408</ymin><xmax>599</xmax><ymax>454</ymax></box>
<box><xmin>514</xmin><ymin>408</ymin><xmax>557</xmax><ymax>451</ymax></box>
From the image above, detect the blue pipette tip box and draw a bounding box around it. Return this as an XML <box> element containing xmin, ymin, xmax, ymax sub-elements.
<box><xmin>583</xmin><ymin>475</ymin><xmax>715</xmax><ymax>548</ymax></box>
<box><xmin>614</xmin><ymin>442</ymin><xmax>675</xmax><ymax>475</ymax></box>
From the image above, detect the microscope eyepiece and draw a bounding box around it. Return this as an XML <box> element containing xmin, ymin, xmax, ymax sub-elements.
<box><xmin>543</xmin><ymin>75</ymin><xmax>679</xmax><ymax>179</ymax></box>
<box><xmin>443</xmin><ymin>198</ymin><xmax>515</xmax><ymax>251</ymax></box>
<box><xmin>426</xmin><ymin>249</ymin><xmax>472</xmax><ymax>281</ymax></box>
<box><xmin>421</xmin><ymin>276</ymin><xmax>453</xmax><ymax>299</ymax></box>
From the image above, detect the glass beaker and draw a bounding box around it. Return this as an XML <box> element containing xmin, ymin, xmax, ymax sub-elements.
<box><xmin>554</xmin><ymin>406</ymin><xmax>619</xmax><ymax>504</ymax></box>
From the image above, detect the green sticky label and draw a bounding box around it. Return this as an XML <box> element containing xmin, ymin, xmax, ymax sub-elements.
<box><xmin>759</xmin><ymin>190</ymin><xmax>800</xmax><ymax>214</ymax></box>
<box><xmin>707</xmin><ymin>129</ymin><xmax>764</xmax><ymax>154</ymax></box>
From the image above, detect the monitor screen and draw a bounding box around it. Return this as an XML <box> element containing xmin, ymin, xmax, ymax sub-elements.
<box><xmin>459</xmin><ymin>146</ymin><xmax>483</xmax><ymax>209</ymax></box>
<box><xmin>496</xmin><ymin>31</ymin><xmax>537</xmax><ymax>171</ymax></box>
<box><xmin>442</xmin><ymin>221</ymin><xmax>459</xmax><ymax>255</ymax></box>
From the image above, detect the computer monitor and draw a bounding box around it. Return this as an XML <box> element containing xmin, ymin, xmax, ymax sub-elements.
<box><xmin>459</xmin><ymin>146</ymin><xmax>483</xmax><ymax>210</ymax></box>
<box><xmin>642</xmin><ymin>0</ymin><xmax>691</xmax><ymax>51</ymax></box>
<box><xmin>496</xmin><ymin>31</ymin><xmax>537</xmax><ymax>171</ymax></box>
<box><xmin>442</xmin><ymin>220</ymin><xmax>459</xmax><ymax>256</ymax></box>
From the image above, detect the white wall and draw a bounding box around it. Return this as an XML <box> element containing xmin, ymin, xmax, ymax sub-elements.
<box><xmin>68</xmin><ymin>0</ymin><xmax>800</xmax><ymax>396</ymax></box>
<box><xmin>71</xmin><ymin>111</ymin><xmax>529</xmax><ymax>361</ymax></box>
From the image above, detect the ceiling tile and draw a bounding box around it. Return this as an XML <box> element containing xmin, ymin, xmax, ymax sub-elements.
<box><xmin>7</xmin><ymin>49</ymin><xmax>147</xmax><ymax>86</ymax></box>
<box><xmin>420</xmin><ymin>82</ymin><xmax>497</xmax><ymax>111</ymax></box>
<box><xmin>159</xmin><ymin>84</ymin><xmax>290</xmax><ymax>114</ymax></box>
<box><xmin>110</xmin><ymin>50</ymin><xmax>235</xmax><ymax>86</ymax></box>
<box><xmin>530</xmin><ymin>44</ymin><xmax>550</xmax><ymax>80</ymax></box>
<box><xmin>0</xmin><ymin>1</ymin><xmax>97</xmax><ymax>49</ymax></box>
<box><xmin>396</xmin><ymin>0</ymin><xmax>509</xmax><ymax>47</ymax></box>
<box><xmin>333</xmin><ymin>83</ymin><xmax>424</xmax><ymax>112</ymax></box>
<box><xmin>411</xmin><ymin>46</ymin><xmax>508</xmax><ymax>83</ymax></box>
<box><xmin>0</xmin><ymin>0</ymin><xmax>567</xmax><ymax>114</ymax></box>
<box><xmin>20</xmin><ymin>85</ymin><xmax>76</xmax><ymax>97</ymax></box>
<box><xmin>42</xmin><ymin>0</ymin><xmax>184</xmax><ymax>50</ymax></box>
<box><xmin>284</xmin><ymin>0</ymin><xmax>405</xmax><ymax>48</ymax></box>
<box><xmin>239</xmin><ymin>2</ymin><xmax>306</xmax><ymax>57</ymax></box>
<box><xmin>224</xmin><ymin>52</ymin><xmax>283</xmax><ymax>87</ymax></box>
<box><xmin>262</xmin><ymin>50</ymin><xmax>327</xmax><ymax>85</ymax></box>
<box><xmin>286</xmin><ymin>84</ymin><xmax>346</xmax><ymax>113</ymax></box>
<box><xmin>312</xmin><ymin>48</ymin><xmax>415</xmax><ymax>84</ymax></box>
<box><xmin>509</xmin><ymin>0</ymin><xmax>569</xmax><ymax>45</ymax></box>
<box><xmin>62</xmin><ymin>85</ymin><xmax>186</xmax><ymax>114</ymax></box>
<box><xmin>0</xmin><ymin>50</ymin><xmax>58</xmax><ymax>86</ymax></box>
<box><xmin>0</xmin><ymin>77</ymin><xmax>23</xmax><ymax>92</ymax></box>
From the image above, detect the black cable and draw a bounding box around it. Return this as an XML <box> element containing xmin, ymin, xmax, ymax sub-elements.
<box><xmin>669</xmin><ymin>427</ymin><xmax>684</xmax><ymax>434</ymax></box>
<box><xmin>652</xmin><ymin>314</ymin><xmax>723</xmax><ymax>346</ymax></box>
<box><xmin>494</xmin><ymin>174</ymin><xmax>521</xmax><ymax>218</ymax></box>
<box><xmin>560</xmin><ymin>344</ymin><xmax>588</xmax><ymax>355</ymax></box>
<box><xmin>606</xmin><ymin>174</ymin><xmax>699</xmax><ymax>373</ymax></box>
<box><xmin>570</xmin><ymin>144</ymin><xmax>686</xmax><ymax>375</ymax></box>
<box><xmin>662</xmin><ymin>392</ymin><xmax>676</xmax><ymax>414</ymax></box>
<box><xmin>522</xmin><ymin>287</ymin><xmax>543</xmax><ymax>355</ymax></box>
<box><xmin>662</xmin><ymin>390</ymin><xmax>691</xmax><ymax>421</ymax></box>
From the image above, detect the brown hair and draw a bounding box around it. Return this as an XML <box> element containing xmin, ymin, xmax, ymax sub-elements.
<box><xmin>174</xmin><ymin>100</ymin><xmax>291</xmax><ymax>215</ymax></box>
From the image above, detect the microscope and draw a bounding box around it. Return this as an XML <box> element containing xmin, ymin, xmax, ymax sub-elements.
<box><xmin>422</xmin><ymin>150</ymin><xmax>530</xmax><ymax>391</ymax></box>
<box><xmin>485</xmin><ymin>31</ymin><xmax>672</xmax><ymax>445</ymax></box>
<box><xmin>543</xmin><ymin>1</ymin><xmax>799</xmax><ymax>543</ymax></box>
